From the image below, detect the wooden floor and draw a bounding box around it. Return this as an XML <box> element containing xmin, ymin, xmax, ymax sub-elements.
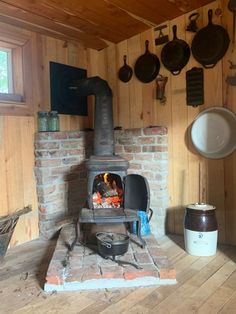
<box><xmin>1</xmin><ymin>235</ymin><xmax>236</xmax><ymax>314</ymax></box>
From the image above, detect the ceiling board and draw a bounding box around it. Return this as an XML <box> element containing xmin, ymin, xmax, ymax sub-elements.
<box><xmin>0</xmin><ymin>0</ymin><xmax>215</xmax><ymax>50</ymax></box>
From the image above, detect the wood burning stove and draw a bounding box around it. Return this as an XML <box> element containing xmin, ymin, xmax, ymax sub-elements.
<box><xmin>70</xmin><ymin>76</ymin><xmax>152</xmax><ymax>249</ymax></box>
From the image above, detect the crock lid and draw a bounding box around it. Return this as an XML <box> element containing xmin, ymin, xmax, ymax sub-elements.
<box><xmin>187</xmin><ymin>203</ymin><xmax>216</xmax><ymax>210</ymax></box>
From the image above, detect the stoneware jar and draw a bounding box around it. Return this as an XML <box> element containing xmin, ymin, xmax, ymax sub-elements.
<box><xmin>184</xmin><ymin>203</ymin><xmax>218</xmax><ymax>256</ymax></box>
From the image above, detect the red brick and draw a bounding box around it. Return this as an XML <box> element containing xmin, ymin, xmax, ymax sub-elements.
<box><xmin>139</xmin><ymin>171</ymin><xmax>155</xmax><ymax>180</ymax></box>
<box><xmin>35</xmin><ymin>142</ymin><xmax>60</xmax><ymax>150</ymax></box>
<box><xmin>153</xmin><ymin>152</ymin><xmax>168</xmax><ymax>160</ymax></box>
<box><xmin>61</xmin><ymin>140</ymin><xmax>83</xmax><ymax>149</ymax></box>
<box><xmin>142</xmin><ymin>146</ymin><xmax>167</xmax><ymax>153</ymax></box>
<box><xmin>34</xmin><ymin>132</ymin><xmax>51</xmax><ymax>140</ymax></box>
<box><xmin>145</xmin><ymin>235</ymin><xmax>160</xmax><ymax>248</ymax></box>
<box><xmin>83</xmin><ymin>254</ymin><xmax>98</xmax><ymax>266</ymax></box>
<box><xmin>37</xmin><ymin>185</ymin><xmax>56</xmax><ymax>195</ymax></box>
<box><xmin>124</xmin><ymin>145</ymin><xmax>141</xmax><ymax>153</ymax></box>
<box><xmin>134</xmin><ymin>252</ymin><xmax>153</xmax><ymax>264</ymax></box>
<box><xmin>143</xmin><ymin>126</ymin><xmax>167</xmax><ymax>135</ymax></box>
<box><xmin>49</xmin><ymin>132</ymin><xmax>69</xmax><ymax>140</ymax></box>
<box><xmin>129</xmin><ymin>163</ymin><xmax>142</xmax><ymax>170</ymax></box>
<box><xmin>114</xmin><ymin>145</ymin><xmax>124</xmax><ymax>154</ymax></box>
<box><xmin>124</xmin><ymin>129</ymin><xmax>142</xmax><ymax>137</ymax></box>
<box><xmin>35</xmin><ymin>159</ymin><xmax>61</xmax><ymax>167</ymax></box>
<box><xmin>67</xmin><ymin>131</ymin><xmax>84</xmax><ymax>139</ymax></box>
<box><xmin>119</xmin><ymin>153</ymin><xmax>134</xmax><ymax>161</ymax></box>
<box><xmin>123</xmin><ymin>267</ymin><xmax>156</xmax><ymax>280</ymax></box>
<box><xmin>82</xmin><ymin>266</ymin><xmax>102</xmax><ymax>281</ymax></box>
<box><xmin>137</xmin><ymin>137</ymin><xmax>155</xmax><ymax>145</ymax></box>
<box><xmin>147</xmin><ymin>247</ymin><xmax>166</xmax><ymax>258</ymax></box>
<box><xmin>159</xmin><ymin>268</ymin><xmax>176</xmax><ymax>279</ymax></box>
<box><xmin>100</xmin><ymin>266</ymin><xmax>123</xmax><ymax>279</ymax></box>
<box><xmin>62</xmin><ymin>157</ymin><xmax>81</xmax><ymax>165</ymax></box>
<box><xmin>65</xmin><ymin>268</ymin><xmax>84</xmax><ymax>282</ymax></box>
<box><xmin>156</xmin><ymin>136</ymin><xmax>168</xmax><ymax>144</ymax></box>
<box><xmin>153</xmin><ymin>256</ymin><xmax>176</xmax><ymax>279</ymax></box>
<box><xmin>51</xmin><ymin>166</ymin><xmax>71</xmax><ymax>175</ymax></box>
<box><xmin>118</xmin><ymin>138</ymin><xmax>136</xmax><ymax>145</ymax></box>
<box><xmin>133</xmin><ymin>154</ymin><xmax>153</xmax><ymax>161</ymax></box>
<box><xmin>46</xmin><ymin>275</ymin><xmax>64</xmax><ymax>285</ymax></box>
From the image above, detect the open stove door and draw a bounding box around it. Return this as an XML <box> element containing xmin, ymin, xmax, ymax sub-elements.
<box><xmin>123</xmin><ymin>174</ymin><xmax>150</xmax><ymax>213</ymax></box>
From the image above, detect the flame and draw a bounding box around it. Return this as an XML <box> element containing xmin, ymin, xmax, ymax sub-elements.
<box><xmin>93</xmin><ymin>173</ymin><xmax>124</xmax><ymax>208</ymax></box>
<box><xmin>104</xmin><ymin>173</ymin><xmax>109</xmax><ymax>185</ymax></box>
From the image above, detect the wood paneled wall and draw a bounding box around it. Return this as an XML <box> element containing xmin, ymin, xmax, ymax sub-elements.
<box><xmin>0</xmin><ymin>0</ymin><xmax>235</xmax><ymax>246</ymax></box>
<box><xmin>92</xmin><ymin>0</ymin><xmax>236</xmax><ymax>244</ymax></box>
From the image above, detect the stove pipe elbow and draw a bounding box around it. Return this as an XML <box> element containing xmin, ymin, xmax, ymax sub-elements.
<box><xmin>71</xmin><ymin>76</ymin><xmax>114</xmax><ymax>156</ymax></box>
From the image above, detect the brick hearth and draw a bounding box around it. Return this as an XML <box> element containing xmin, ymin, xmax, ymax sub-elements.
<box><xmin>44</xmin><ymin>225</ymin><xmax>176</xmax><ymax>292</ymax></box>
<box><xmin>34</xmin><ymin>126</ymin><xmax>169</xmax><ymax>239</ymax></box>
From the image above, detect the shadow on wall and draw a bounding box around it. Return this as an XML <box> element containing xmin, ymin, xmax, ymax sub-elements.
<box><xmin>165</xmin><ymin>206</ymin><xmax>186</xmax><ymax>235</ymax></box>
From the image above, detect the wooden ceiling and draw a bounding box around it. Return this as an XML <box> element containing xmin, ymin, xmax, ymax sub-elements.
<box><xmin>0</xmin><ymin>0</ymin><xmax>214</xmax><ymax>50</ymax></box>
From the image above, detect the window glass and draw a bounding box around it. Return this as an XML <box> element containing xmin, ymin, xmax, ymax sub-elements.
<box><xmin>0</xmin><ymin>48</ymin><xmax>12</xmax><ymax>93</ymax></box>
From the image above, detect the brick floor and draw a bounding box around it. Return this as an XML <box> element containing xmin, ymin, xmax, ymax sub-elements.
<box><xmin>44</xmin><ymin>224</ymin><xmax>176</xmax><ymax>292</ymax></box>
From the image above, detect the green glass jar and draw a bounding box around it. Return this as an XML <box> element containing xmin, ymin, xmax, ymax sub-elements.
<box><xmin>48</xmin><ymin>111</ymin><xmax>60</xmax><ymax>132</ymax></box>
<box><xmin>37</xmin><ymin>111</ymin><xmax>48</xmax><ymax>132</ymax></box>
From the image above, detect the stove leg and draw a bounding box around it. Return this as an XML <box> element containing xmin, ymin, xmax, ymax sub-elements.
<box><xmin>136</xmin><ymin>219</ymin><xmax>146</xmax><ymax>248</ymax></box>
<box><xmin>70</xmin><ymin>219</ymin><xmax>82</xmax><ymax>251</ymax></box>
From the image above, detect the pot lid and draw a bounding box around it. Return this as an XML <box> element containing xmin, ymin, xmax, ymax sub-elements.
<box><xmin>96</xmin><ymin>232</ymin><xmax>129</xmax><ymax>243</ymax></box>
<box><xmin>187</xmin><ymin>203</ymin><xmax>215</xmax><ymax>210</ymax></box>
<box><xmin>191</xmin><ymin>107</ymin><xmax>236</xmax><ymax>159</ymax></box>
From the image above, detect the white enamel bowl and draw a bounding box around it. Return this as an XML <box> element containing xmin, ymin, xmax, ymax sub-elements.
<box><xmin>191</xmin><ymin>107</ymin><xmax>236</xmax><ymax>159</ymax></box>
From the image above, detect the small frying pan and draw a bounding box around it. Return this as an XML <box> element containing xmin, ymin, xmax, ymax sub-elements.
<box><xmin>118</xmin><ymin>55</ymin><xmax>133</xmax><ymax>83</ymax></box>
<box><xmin>191</xmin><ymin>9</ymin><xmax>230</xmax><ymax>68</ymax></box>
<box><xmin>134</xmin><ymin>40</ymin><xmax>160</xmax><ymax>83</ymax></box>
<box><xmin>161</xmin><ymin>25</ymin><xmax>191</xmax><ymax>75</ymax></box>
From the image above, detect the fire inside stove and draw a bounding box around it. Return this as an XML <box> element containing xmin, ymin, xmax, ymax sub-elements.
<box><xmin>92</xmin><ymin>173</ymin><xmax>123</xmax><ymax>208</ymax></box>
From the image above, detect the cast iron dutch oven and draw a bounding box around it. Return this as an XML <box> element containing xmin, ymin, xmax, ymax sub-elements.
<box><xmin>161</xmin><ymin>25</ymin><xmax>191</xmax><ymax>75</ymax></box>
<box><xmin>118</xmin><ymin>55</ymin><xmax>133</xmax><ymax>83</ymax></box>
<box><xmin>96</xmin><ymin>232</ymin><xmax>129</xmax><ymax>257</ymax></box>
<box><xmin>191</xmin><ymin>9</ymin><xmax>230</xmax><ymax>68</ymax></box>
<box><xmin>134</xmin><ymin>40</ymin><xmax>160</xmax><ymax>83</ymax></box>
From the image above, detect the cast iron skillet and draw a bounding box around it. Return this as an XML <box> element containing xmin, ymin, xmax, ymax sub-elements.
<box><xmin>191</xmin><ymin>9</ymin><xmax>230</xmax><ymax>68</ymax></box>
<box><xmin>161</xmin><ymin>25</ymin><xmax>191</xmax><ymax>75</ymax></box>
<box><xmin>134</xmin><ymin>40</ymin><xmax>160</xmax><ymax>83</ymax></box>
<box><xmin>118</xmin><ymin>55</ymin><xmax>133</xmax><ymax>83</ymax></box>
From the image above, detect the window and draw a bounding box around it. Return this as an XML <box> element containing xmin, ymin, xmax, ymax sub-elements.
<box><xmin>0</xmin><ymin>23</ymin><xmax>34</xmax><ymax>116</ymax></box>
<box><xmin>0</xmin><ymin>48</ymin><xmax>12</xmax><ymax>93</ymax></box>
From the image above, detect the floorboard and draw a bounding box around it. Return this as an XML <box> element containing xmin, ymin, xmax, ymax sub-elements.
<box><xmin>0</xmin><ymin>235</ymin><xmax>235</xmax><ymax>314</ymax></box>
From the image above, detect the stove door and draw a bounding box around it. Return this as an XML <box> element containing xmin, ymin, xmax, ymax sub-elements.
<box><xmin>123</xmin><ymin>174</ymin><xmax>150</xmax><ymax>211</ymax></box>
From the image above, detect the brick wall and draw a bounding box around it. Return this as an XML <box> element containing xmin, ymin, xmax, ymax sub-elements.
<box><xmin>114</xmin><ymin>127</ymin><xmax>169</xmax><ymax>238</ymax></box>
<box><xmin>34</xmin><ymin>127</ymin><xmax>168</xmax><ymax>239</ymax></box>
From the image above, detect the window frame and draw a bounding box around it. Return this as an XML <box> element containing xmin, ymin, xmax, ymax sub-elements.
<box><xmin>0</xmin><ymin>47</ymin><xmax>13</xmax><ymax>93</ymax></box>
<box><xmin>0</xmin><ymin>22</ymin><xmax>34</xmax><ymax>116</ymax></box>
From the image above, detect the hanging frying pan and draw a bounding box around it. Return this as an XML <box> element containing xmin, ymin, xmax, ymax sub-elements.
<box><xmin>134</xmin><ymin>40</ymin><xmax>160</xmax><ymax>83</ymax></box>
<box><xmin>161</xmin><ymin>25</ymin><xmax>191</xmax><ymax>75</ymax></box>
<box><xmin>118</xmin><ymin>55</ymin><xmax>133</xmax><ymax>83</ymax></box>
<box><xmin>191</xmin><ymin>9</ymin><xmax>230</xmax><ymax>68</ymax></box>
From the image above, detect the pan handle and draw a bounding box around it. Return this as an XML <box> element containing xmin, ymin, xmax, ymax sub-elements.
<box><xmin>172</xmin><ymin>25</ymin><xmax>177</xmax><ymax>40</ymax></box>
<box><xmin>144</xmin><ymin>40</ymin><xmax>150</xmax><ymax>53</ymax></box>
<box><xmin>208</xmin><ymin>9</ymin><xmax>213</xmax><ymax>25</ymax></box>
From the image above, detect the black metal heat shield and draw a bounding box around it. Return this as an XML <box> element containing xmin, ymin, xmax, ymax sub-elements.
<box><xmin>123</xmin><ymin>174</ymin><xmax>150</xmax><ymax>212</ymax></box>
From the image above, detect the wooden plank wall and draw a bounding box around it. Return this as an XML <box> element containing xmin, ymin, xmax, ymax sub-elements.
<box><xmin>93</xmin><ymin>0</ymin><xmax>236</xmax><ymax>244</ymax></box>
<box><xmin>0</xmin><ymin>0</ymin><xmax>235</xmax><ymax>246</ymax></box>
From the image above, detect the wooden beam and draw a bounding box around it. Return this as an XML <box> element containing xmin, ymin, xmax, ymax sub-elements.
<box><xmin>107</xmin><ymin>0</ymin><xmax>215</xmax><ymax>25</ymax></box>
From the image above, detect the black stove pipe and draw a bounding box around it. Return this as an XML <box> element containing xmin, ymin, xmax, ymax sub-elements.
<box><xmin>71</xmin><ymin>76</ymin><xmax>114</xmax><ymax>156</ymax></box>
